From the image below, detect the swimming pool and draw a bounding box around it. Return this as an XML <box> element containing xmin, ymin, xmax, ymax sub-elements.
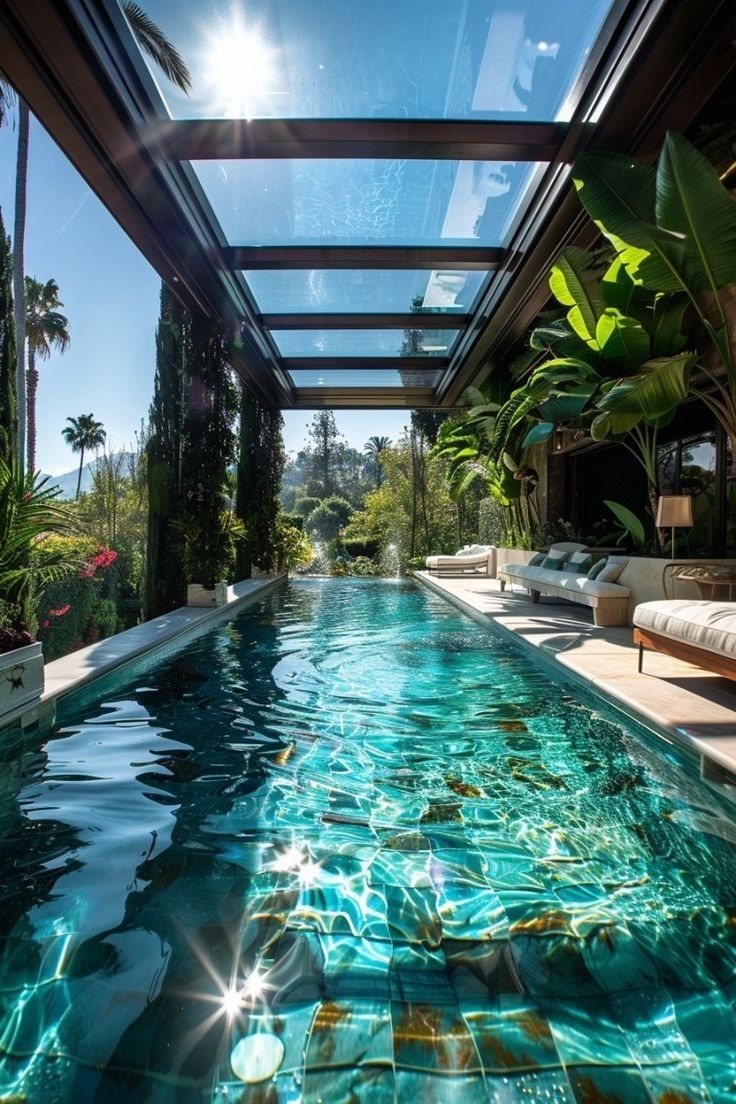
<box><xmin>0</xmin><ymin>578</ymin><xmax>735</xmax><ymax>1102</ymax></box>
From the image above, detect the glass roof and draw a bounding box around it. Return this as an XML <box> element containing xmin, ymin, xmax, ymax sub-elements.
<box><xmin>244</xmin><ymin>270</ymin><xmax>487</xmax><ymax>314</ymax></box>
<box><xmin>272</xmin><ymin>329</ymin><xmax>459</xmax><ymax>358</ymax></box>
<box><xmin>136</xmin><ymin>1</ymin><xmax>614</xmax><ymax>122</ymax></box>
<box><xmin>192</xmin><ymin>159</ymin><xmax>542</xmax><ymax>247</ymax></box>
<box><xmin>288</xmin><ymin>370</ymin><xmax>442</xmax><ymax>388</ymax></box>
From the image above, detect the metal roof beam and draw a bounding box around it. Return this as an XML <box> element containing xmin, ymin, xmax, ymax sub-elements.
<box><xmin>153</xmin><ymin>118</ymin><xmax>567</xmax><ymax>162</ymax></box>
<box><xmin>223</xmin><ymin>247</ymin><xmax>504</xmax><ymax>271</ymax></box>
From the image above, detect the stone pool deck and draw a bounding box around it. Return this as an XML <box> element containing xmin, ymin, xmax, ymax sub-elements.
<box><xmin>416</xmin><ymin>571</ymin><xmax>736</xmax><ymax>781</ymax></box>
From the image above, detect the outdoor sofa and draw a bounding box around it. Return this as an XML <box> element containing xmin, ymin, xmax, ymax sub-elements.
<box><xmin>498</xmin><ymin>543</ymin><xmax>631</xmax><ymax>627</ymax></box>
<box><xmin>634</xmin><ymin>600</ymin><xmax>736</xmax><ymax>682</ymax></box>
<box><xmin>425</xmin><ymin>544</ymin><xmax>496</xmax><ymax>577</ymax></box>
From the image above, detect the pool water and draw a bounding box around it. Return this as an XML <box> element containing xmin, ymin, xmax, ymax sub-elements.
<box><xmin>1</xmin><ymin>578</ymin><xmax>735</xmax><ymax>1103</ymax></box>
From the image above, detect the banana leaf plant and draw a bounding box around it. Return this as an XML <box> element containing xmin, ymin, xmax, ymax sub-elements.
<box><xmin>572</xmin><ymin>131</ymin><xmax>736</xmax><ymax>454</ymax></box>
<box><xmin>514</xmin><ymin>246</ymin><xmax>697</xmax><ymax>545</ymax></box>
<box><xmin>432</xmin><ymin>383</ymin><xmax>541</xmax><ymax>545</ymax></box>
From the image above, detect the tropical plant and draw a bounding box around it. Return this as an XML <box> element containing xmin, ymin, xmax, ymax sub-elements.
<box><xmin>272</xmin><ymin>515</ymin><xmax>314</xmax><ymax>572</ymax></box>
<box><xmin>24</xmin><ymin>276</ymin><xmax>70</xmax><ymax>472</ymax></box>
<box><xmin>62</xmin><ymin>414</ymin><xmax>106</xmax><ymax>498</ymax></box>
<box><xmin>0</xmin><ymin>456</ymin><xmax>78</xmax><ymax>639</ymax></box>
<box><xmin>364</xmin><ymin>435</ymin><xmax>391</xmax><ymax>487</ymax></box>
<box><xmin>511</xmin><ymin>246</ymin><xmax>696</xmax><ymax>537</ymax></box>
<box><xmin>571</xmin><ymin>131</ymin><xmax>736</xmax><ymax>455</ymax></box>
<box><xmin>172</xmin><ymin>510</ymin><xmax>245</xmax><ymax>588</ymax></box>
<box><xmin>432</xmin><ymin>383</ymin><xmax>539</xmax><ymax>545</ymax></box>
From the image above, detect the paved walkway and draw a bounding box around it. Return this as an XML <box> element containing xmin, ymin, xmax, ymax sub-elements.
<box><xmin>416</xmin><ymin>572</ymin><xmax>736</xmax><ymax>780</ymax></box>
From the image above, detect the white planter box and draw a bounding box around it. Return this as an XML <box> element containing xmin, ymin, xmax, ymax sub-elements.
<box><xmin>187</xmin><ymin>584</ymin><xmax>217</xmax><ymax>607</ymax></box>
<box><xmin>0</xmin><ymin>641</ymin><xmax>43</xmax><ymax>720</ymax></box>
<box><xmin>187</xmin><ymin>582</ymin><xmax>232</xmax><ymax>608</ymax></box>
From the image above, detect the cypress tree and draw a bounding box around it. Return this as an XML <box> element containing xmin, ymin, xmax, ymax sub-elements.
<box><xmin>0</xmin><ymin>208</ymin><xmax>17</xmax><ymax>466</ymax></box>
<box><xmin>235</xmin><ymin>384</ymin><xmax>285</xmax><ymax>577</ymax></box>
<box><xmin>143</xmin><ymin>281</ymin><xmax>187</xmax><ymax>618</ymax></box>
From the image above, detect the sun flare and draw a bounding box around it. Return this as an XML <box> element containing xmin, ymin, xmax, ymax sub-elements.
<box><xmin>202</xmin><ymin>19</ymin><xmax>277</xmax><ymax>117</ymax></box>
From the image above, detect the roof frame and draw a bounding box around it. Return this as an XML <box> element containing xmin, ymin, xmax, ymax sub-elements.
<box><xmin>154</xmin><ymin>118</ymin><xmax>568</xmax><ymax>163</ymax></box>
<box><xmin>0</xmin><ymin>0</ymin><xmax>734</xmax><ymax>408</ymax></box>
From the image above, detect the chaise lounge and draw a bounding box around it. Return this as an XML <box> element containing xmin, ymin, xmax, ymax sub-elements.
<box><xmin>425</xmin><ymin>545</ymin><xmax>496</xmax><ymax>577</ymax></box>
<box><xmin>634</xmin><ymin>600</ymin><xmax>736</xmax><ymax>681</ymax></box>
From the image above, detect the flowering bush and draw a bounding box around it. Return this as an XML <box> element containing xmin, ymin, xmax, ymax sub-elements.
<box><xmin>38</xmin><ymin>537</ymin><xmax>121</xmax><ymax>660</ymax></box>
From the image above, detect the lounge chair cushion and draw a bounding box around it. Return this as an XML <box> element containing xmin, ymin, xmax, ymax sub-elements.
<box><xmin>634</xmin><ymin>600</ymin><xmax>736</xmax><ymax>658</ymax></box>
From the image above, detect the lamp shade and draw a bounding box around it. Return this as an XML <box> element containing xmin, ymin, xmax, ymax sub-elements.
<box><xmin>655</xmin><ymin>494</ymin><xmax>693</xmax><ymax>528</ymax></box>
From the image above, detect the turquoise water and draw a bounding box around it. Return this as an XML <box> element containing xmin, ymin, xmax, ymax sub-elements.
<box><xmin>1</xmin><ymin>578</ymin><xmax>736</xmax><ymax>1103</ymax></box>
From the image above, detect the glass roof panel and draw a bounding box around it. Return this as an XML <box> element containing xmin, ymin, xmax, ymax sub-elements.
<box><xmin>245</xmin><ymin>270</ymin><xmax>487</xmax><ymax>314</ymax></box>
<box><xmin>134</xmin><ymin>1</ymin><xmax>615</xmax><ymax>122</ymax></box>
<box><xmin>273</xmin><ymin>329</ymin><xmax>459</xmax><ymax>358</ymax></box>
<box><xmin>192</xmin><ymin>159</ymin><xmax>541</xmax><ymax>247</ymax></box>
<box><xmin>288</xmin><ymin>370</ymin><xmax>442</xmax><ymax>388</ymax></box>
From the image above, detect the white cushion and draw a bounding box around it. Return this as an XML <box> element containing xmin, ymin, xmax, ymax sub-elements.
<box><xmin>634</xmin><ymin>600</ymin><xmax>736</xmax><ymax>658</ymax></box>
<box><xmin>598</xmin><ymin>556</ymin><xmax>628</xmax><ymax>583</ymax></box>
<box><xmin>545</xmin><ymin>548</ymin><xmax>568</xmax><ymax>563</ymax></box>
<box><xmin>556</xmin><ymin>574</ymin><xmax>630</xmax><ymax>598</ymax></box>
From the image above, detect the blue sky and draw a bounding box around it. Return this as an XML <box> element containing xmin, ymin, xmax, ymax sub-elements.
<box><xmin>0</xmin><ymin>117</ymin><xmax>409</xmax><ymax>475</ymax></box>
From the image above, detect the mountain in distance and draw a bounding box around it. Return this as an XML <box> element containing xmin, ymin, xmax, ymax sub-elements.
<box><xmin>40</xmin><ymin>451</ymin><xmax>135</xmax><ymax>499</ymax></box>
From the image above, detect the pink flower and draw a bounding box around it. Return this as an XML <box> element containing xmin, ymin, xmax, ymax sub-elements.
<box><xmin>41</xmin><ymin>620</ymin><xmax>50</xmax><ymax>629</ymax></box>
<box><xmin>50</xmin><ymin>605</ymin><xmax>71</xmax><ymax>617</ymax></box>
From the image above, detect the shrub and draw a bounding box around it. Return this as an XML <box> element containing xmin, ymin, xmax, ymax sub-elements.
<box><xmin>305</xmin><ymin>496</ymin><xmax>354</xmax><ymax>542</ymax></box>
<box><xmin>341</xmin><ymin>538</ymin><xmax>379</xmax><ymax>559</ymax></box>
<box><xmin>37</xmin><ymin>537</ymin><xmax>121</xmax><ymax>661</ymax></box>
<box><xmin>272</xmin><ymin>515</ymin><xmax>314</xmax><ymax>571</ymax></box>
<box><xmin>348</xmin><ymin>556</ymin><xmax>380</xmax><ymax>577</ymax></box>
<box><xmin>294</xmin><ymin>496</ymin><xmax>321</xmax><ymax>517</ymax></box>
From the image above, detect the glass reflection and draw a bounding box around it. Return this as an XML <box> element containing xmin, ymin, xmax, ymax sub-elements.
<box><xmin>273</xmin><ymin>329</ymin><xmax>459</xmax><ymax>358</ymax></box>
<box><xmin>245</xmin><ymin>270</ymin><xmax>487</xmax><ymax>313</ymax></box>
<box><xmin>288</xmin><ymin>370</ymin><xmax>442</xmax><ymax>388</ymax></box>
<box><xmin>132</xmin><ymin>0</ymin><xmax>615</xmax><ymax>122</ymax></box>
<box><xmin>192</xmin><ymin>159</ymin><xmax>541</xmax><ymax>247</ymax></box>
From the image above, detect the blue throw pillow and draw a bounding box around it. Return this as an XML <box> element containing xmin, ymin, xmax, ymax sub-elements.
<box><xmin>541</xmin><ymin>554</ymin><xmax>569</xmax><ymax>570</ymax></box>
<box><xmin>529</xmin><ymin>552</ymin><xmax>545</xmax><ymax>566</ymax></box>
<box><xmin>587</xmin><ymin>558</ymin><xmax>607</xmax><ymax>580</ymax></box>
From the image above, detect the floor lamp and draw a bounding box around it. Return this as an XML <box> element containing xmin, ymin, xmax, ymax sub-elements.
<box><xmin>656</xmin><ymin>494</ymin><xmax>693</xmax><ymax>597</ymax></box>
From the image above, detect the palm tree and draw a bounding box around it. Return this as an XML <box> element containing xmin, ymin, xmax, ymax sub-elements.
<box><xmin>121</xmin><ymin>4</ymin><xmax>192</xmax><ymax>91</ymax></box>
<box><xmin>364</xmin><ymin>435</ymin><xmax>391</xmax><ymax>488</ymax></box>
<box><xmin>24</xmin><ymin>277</ymin><xmax>70</xmax><ymax>473</ymax></box>
<box><xmin>1</xmin><ymin>9</ymin><xmax>189</xmax><ymax>473</ymax></box>
<box><xmin>62</xmin><ymin>415</ymin><xmax>106</xmax><ymax>498</ymax></box>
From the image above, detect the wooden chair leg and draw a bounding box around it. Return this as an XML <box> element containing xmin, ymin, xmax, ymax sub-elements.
<box><xmin>638</xmin><ymin>641</ymin><xmax>644</xmax><ymax>674</ymax></box>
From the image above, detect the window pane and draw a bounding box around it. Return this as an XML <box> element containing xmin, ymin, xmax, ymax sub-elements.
<box><xmin>245</xmin><ymin>270</ymin><xmax>487</xmax><ymax>313</ymax></box>
<box><xmin>193</xmin><ymin>159</ymin><xmax>541</xmax><ymax>247</ymax></box>
<box><xmin>134</xmin><ymin>0</ymin><xmax>615</xmax><ymax>122</ymax></box>
<box><xmin>273</xmin><ymin>329</ymin><xmax>459</xmax><ymax>358</ymax></box>
<box><xmin>289</xmin><ymin>369</ymin><xmax>441</xmax><ymax>387</ymax></box>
